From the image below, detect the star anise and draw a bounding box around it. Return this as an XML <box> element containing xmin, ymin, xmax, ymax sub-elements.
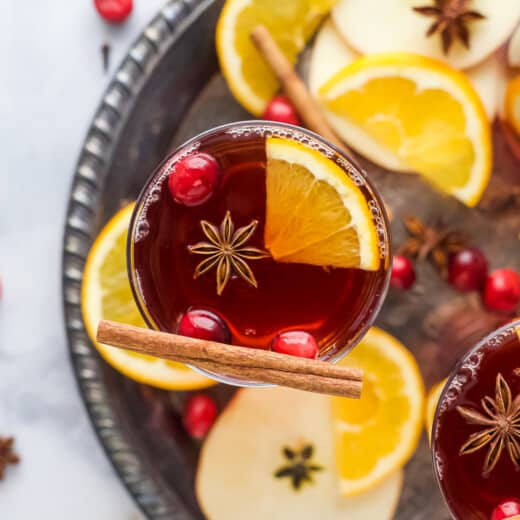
<box><xmin>274</xmin><ymin>444</ymin><xmax>323</xmax><ymax>490</ymax></box>
<box><xmin>413</xmin><ymin>0</ymin><xmax>486</xmax><ymax>55</ymax></box>
<box><xmin>188</xmin><ymin>211</ymin><xmax>270</xmax><ymax>295</ymax></box>
<box><xmin>0</xmin><ymin>436</ymin><xmax>20</xmax><ymax>480</ymax></box>
<box><xmin>398</xmin><ymin>216</ymin><xmax>467</xmax><ymax>278</ymax></box>
<box><xmin>457</xmin><ymin>373</ymin><xmax>520</xmax><ymax>474</ymax></box>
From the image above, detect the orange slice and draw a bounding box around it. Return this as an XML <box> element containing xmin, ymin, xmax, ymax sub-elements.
<box><xmin>331</xmin><ymin>327</ymin><xmax>425</xmax><ymax>496</ymax></box>
<box><xmin>216</xmin><ymin>0</ymin><xmax>335</xmax><ymax>114</ymax></box>
<box><xmin>264</xmin><ymin>136</ymin><xmax>381</xmax><ymax>270</ymax></box>
<box><xmin>319</xmin><ymin>53</ymin><xmax>492</xmax><ymax>206</ymax></box>
<box><xmin>81</xmin><ymin>203</ymin><xmax>214</xmax><ymax>391</ymax></box>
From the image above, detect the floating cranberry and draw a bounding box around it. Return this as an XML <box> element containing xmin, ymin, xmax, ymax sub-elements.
<box><xmin>183</xmin><ymin>394</ymin><xmax>218</xmax><ymax>439</ymax></box>
<box><xmin>262</xmin><ymin>96</ymin><xmax>301</xmax><ymax>126</ymax></box>
<box><xmin>272</xmin><ymin>331</ymin><xmax>319</xmax><ymax>359</ymax></box>
<box><xmin>94</xmin><ymin>0</ymin><xmax>133</xmax><ymax>23</ymax></box>
<box><xmin>448</xmin><ymin>248</ymin><xmax>488</xmax><ymax>292</ymax></box>
<box><xmin>177</xmin><ymin>309</ymin><xmax>230</xmax><ymax>343</ymax></box>
<box><xmin>483</xmin><ymin>269</ymin><xmax>520</xmax><ymax>313</ymax></box>
<box><xmin>491</xmin><ymin>499</ymin><xmax>520</xmax><ymax>520</ymax></box>
<box><xmin>168</xmin><ymin>153</ymin><xmax>220</xmax><ymax>207</ymax></box>
<box><xmin>390</xmin><ymin>255</ymin><xmax>416</xmax><ymax>290</ymax></box>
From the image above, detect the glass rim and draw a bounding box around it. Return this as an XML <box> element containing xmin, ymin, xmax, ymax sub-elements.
<box><xmin>127</xmin><ymin>120</ymin><xmax>392</xmax><ymax>386</ymax></box>
<box><xmin>431</xmin><ymin>318</ymin><xmax>520</xmax><ymax>518</ymax></box>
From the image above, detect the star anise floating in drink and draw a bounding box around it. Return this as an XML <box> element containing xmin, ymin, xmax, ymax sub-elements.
<box><xmin>457</xmin><ymin>373</ymin><xmax>520</xmax><ymax>474</ymax></box>
<box><xmin>0</xmin><ymin>436</ymin><xmax>20</xmax><ymax>480</ymax></box>
<box><xmin>274</xmin><ymin>444</ymin><xmax>323</xmax><ymax>490</ymax></box>
<box><xmin>189</xmin><ymin>211</ymin><xmax>270</xmax><ymax>295</ymax></box>
<box><xmin>413</xmin><ymin>0</ymin><xmax>486</xmax><ymax>54</ymax></box>
<box><xmin>398</xmin><ymin>216</ymin><xmax>467</xmax><ymax>278</ymax></box>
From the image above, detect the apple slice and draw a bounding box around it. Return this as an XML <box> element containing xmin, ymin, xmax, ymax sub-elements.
<box><xmin>332</xmin><ymin>0</ymin><xmax>520</xmax><ymax>70</ymax></box>
<box><xmin>196</xmin><ymin>387</ymin><xmax>403</xmax><ymax>520</ymax></box>
<box><xmin>466</xmin><ymin>52</ymin><xmax>508</xmax><ymax>119</ymax></box>
<box><xmin>308</xmin><ymin>19</ymin><xmax>358</xmax><ymax>96</ymax></box>
<box><xmin>508</xmin><ymin>24</ymin><xmax>520</xmax><ymax>68</ymax></box>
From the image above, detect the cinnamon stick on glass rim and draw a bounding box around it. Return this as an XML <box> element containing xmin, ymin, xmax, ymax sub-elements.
<box><xmin>250</xmin><ymin>24</ymin><xmax>351</xmax><ymax>155</ymax></box>
<box><xmin>97</xmin><ymin>320</ymin><xmax>363</xmax><ymax>399</ymax></box>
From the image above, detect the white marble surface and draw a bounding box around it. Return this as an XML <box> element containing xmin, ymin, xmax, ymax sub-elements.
<box><xmin>1</xmin><ymin>1</ymin><xmax>170</xmax><ymax>518</ymax></box>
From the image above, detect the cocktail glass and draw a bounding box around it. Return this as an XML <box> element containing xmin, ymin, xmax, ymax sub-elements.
<box><xmin>127</xmin><ymin>121</ymin><xmax>390</xmax><ymax>386</ymax></box>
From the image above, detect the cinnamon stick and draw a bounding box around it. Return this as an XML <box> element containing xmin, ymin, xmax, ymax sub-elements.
<box><xmin>97</xmin><ymin>320</ymin><xmax>363</xmax><ymax>399</ymax></box>
<box><xmin>250</xmin><ymin>24</ymin><xmax>350</xmax><ymax>154</ymax></box>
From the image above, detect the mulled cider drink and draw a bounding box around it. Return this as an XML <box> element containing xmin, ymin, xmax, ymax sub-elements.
<box><xmin>433</xmin><ymin>320</ymin><xmax>520</xmax><ymax>520</ymax></box>
<box><xmin>128</xmin><ymin>122</ymin><xmax>389</xmax><ymax>384</ymax></box>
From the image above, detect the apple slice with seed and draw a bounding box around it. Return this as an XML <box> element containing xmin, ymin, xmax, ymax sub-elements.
<box><xmin>196</xmin><ymin>387</ymin><xmax>403</xmax><ymax>520</ymax></box>
<box><xmin>332</xmin><ymin>0</ymin><xmax>520</xmax><ymax>70</ymax></box>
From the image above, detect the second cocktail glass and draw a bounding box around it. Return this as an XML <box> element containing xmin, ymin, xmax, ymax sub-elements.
<box><xmin>432</xmin><ymin>320</ymin><xmax>520</xmax><ymax>520</ymax></box>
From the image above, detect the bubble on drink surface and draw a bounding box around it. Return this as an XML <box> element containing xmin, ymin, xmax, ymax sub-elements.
<box><xmin>133</xmin><ymin>142</ymin><xmax>201</xmax><ymax>242</ymax></box>
<box><xmin>434</xmin><ymin>451</ymin><xmax>445</xmax><ymax>480</ymax></box>
<box><xmin>368</xmin><ymin>200</ymin><xmax>388</xmax><ymax>260</ymax></box>
<box><xmin>436</xmin><ymin>324</ymin><xmax>516</xmax><ymax>415</ymax></box>
<box><xmin>486</xmin><ymin>326</ymin><xmax>515</xmax><ymax>350</ymax></box>
<box><xmin>134</xmin><ymin>219</ymin><xmax>150</xmax><ymax>243</ymax></box>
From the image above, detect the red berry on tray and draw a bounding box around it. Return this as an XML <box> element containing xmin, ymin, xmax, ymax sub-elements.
<box><xmin>271</xmin><ymin>331</ymin><xmax>319</xmax><ymax>359</ymax></box>
<box><xmin>94</xmin><ymin>0</ymin><xmax>133</xmax><ymax>23</ymax></box>
<box><xmin>491</xmin><ymin>499</ymin><xmax>520</xmax><ymax>520</ymax></box>
<box><xmin>390</xmin><ymin>255</ymin><xmax>415</xmax><ymax>290</ymax></box>
<box><xmin>183</xmin><ymin>394</ymin><xmax>218</xmax><ymax>439</ymax></box>
<box><xmin>168</xmin><ymin>153</ymin><xmax>220</xmax><ymax>206</ymax></box>
<box><xmin>177</xmin><ymin>310</ymin><xmax>230</xmax><ymax>343</ymax></box>
<box><xmin>483</xmin><ymin>269</ymin><xmax>520</xmax><ymax>313</ymax></box>
<box><xmin>448</xmin><ymin>248</ymin><xmax>488</xmax><ymax>292</ymax></box>
<box><xmin>262</xmin><ymin>96</ymin><xmax>301</xmax><ymax>126</ymax></box>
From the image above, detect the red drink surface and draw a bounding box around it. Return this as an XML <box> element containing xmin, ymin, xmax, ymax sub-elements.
<box><xmin>433</xmin><ymin>322</ymin><xmax>520</xmax><ymax>519</ymax></box>
<box><xmin>129</xmin><ymin>126</ymin><xmax>388</xmax><ymax>359</ymax></box>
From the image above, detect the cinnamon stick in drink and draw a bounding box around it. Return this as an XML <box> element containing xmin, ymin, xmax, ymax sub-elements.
<box><xmin>97</xmin><ymin>320</ymin><xmax>363</xmax><ymax>399</ymax></box>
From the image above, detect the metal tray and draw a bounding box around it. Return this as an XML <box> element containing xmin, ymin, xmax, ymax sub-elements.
<box><xmin>62</xmin><ymin>1</ymin><xmax>520</xmax><ymax>518</ymax></box>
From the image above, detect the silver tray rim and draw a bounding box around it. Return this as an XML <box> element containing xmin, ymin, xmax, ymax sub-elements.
<box><xmin>61</xmin><ymin>2</ymin><xmax>213</xmax><ymax>518</ymax></box>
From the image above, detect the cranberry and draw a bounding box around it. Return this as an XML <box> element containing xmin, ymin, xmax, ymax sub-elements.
<box><xmin>262</xmin><ymin>96</ymin><xmax>301</xmax><ymax>126</ymax></box>
<box><xmin>177</xmin><ymin>310</ymin><xmax>230</xmax><ymax>343</ymax></box>
<box><xmin>448</xmin><ymin>248</ymin><xmax>488</xmax><ymax>292</ymax></box>
<box><xmin>168</xmin><ymin>153</ymin><xmax>220</xmax><ymax>207</ymax></box>
<box><xmin>94</xmin><ymin>0</ymin><xmax>133</xmax><ymax>23</ymax></box>
<box><xmin>491</xmin><ymin>499</ymin><xmax>520</xmax><ymax>520</ymax></box>
<box><xmin>272</xmin><ymin>331</ymin><xmax>319</xmax><ymax>359</ymax></box>
<box><xmin>390</xmin><ymin>255</ymin><xmax>416</xmax><ymax>290</ymax></box>
<box><xmin>483</xmin><ymin>269</ymin><xmax>520</xmax><ymax>313</ymax></box>
<box><xmin>183</xmin><ymin>394</ymin><xmax>218</xmax><ymax>439</ymax></box>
